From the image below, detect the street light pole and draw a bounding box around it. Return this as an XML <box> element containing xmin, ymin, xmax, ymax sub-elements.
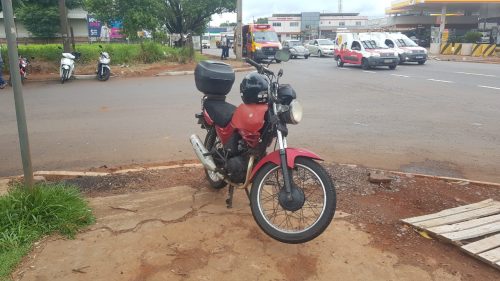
<box><xmin>1</xmin><ymin>0</ymin><xmax>34</xmax><ymax>189</ymax></box>
<box><xmin>235</xmin><ymin>0</ymin><xmax>243</xmax><ymax>60</ymax></box>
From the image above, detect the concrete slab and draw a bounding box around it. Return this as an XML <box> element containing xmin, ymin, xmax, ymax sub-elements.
<box><xmin>89</xmin><ymin>186</ymin><xmax>196</xmax><ymax>232</ymax></box>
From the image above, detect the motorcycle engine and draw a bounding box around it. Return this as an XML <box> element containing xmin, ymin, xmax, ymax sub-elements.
<box><xmin>224</xmin><ymin>133</ymin><xmax>248</xmax><ymax>183</ymax></box>
<box><xmin>226</xmin><ymin>156</ymin><xmax>247</xmax><ymax>183</ymax></box>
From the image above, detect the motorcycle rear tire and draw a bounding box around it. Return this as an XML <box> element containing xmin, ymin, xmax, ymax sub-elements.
<box><xmin>204</xmin><ymin>128</ymin><xmax>227</xmax><ymax>189</ymax></box>
<box><xmin>250</xmin><ymin>157</ymin><xmax>336</xmax><ymax>244</ymax></box>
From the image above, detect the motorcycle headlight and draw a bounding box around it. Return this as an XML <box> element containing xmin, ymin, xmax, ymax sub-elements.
<box><xmin>281</xmin><ymin>100</ymin><xmax>303</xmax><ymax>125</ymax></box>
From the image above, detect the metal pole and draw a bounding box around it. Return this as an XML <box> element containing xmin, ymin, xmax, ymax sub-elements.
<box><xmin>438</xmin><ymin>5</ymin><xmax>447</xmax><ymax>44</ymax></box>
<box><xmin>59</xmin><ymin>0</ymin><xmax>71</xmax><ymax>52</ymax></box>
<box><xmin>1</xmin><ymin>0</ymin><xmax>34</xmax><ymax>189</ymax></box>
<box><xmin>235</xmin><ymin>0</ymin><xmax>243</xmax><ymax>60</ymax></box>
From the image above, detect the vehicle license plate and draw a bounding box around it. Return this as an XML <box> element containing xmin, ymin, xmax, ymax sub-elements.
<box><xmin>384</xmin><ymin>59</ymin><xmax>393</xmax><ymax>63</ymax></box>
<box><xmin>416</xmin><ymin>56</ymin><xmax>423</xmax><ymax>59</ymax></box>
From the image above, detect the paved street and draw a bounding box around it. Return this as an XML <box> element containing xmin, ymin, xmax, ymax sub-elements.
<box><xmin>1</xmin><ymin>57</ymin><xmax>499</xmax><ymax>182</ymax></box>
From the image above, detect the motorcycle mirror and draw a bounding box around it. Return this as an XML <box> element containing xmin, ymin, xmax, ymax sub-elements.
<box><xmin>278</xmin><ymin>69</ymin><xmax>284</xmax><ymax>77</ymax></box>
<box><xmin>275</xmin><ymin>50</ymin><xmax>291</xmax><ymax>62</ymax></box>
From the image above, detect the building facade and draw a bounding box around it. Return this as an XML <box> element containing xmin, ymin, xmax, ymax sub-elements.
<box><xmin>268</xmin><ymin>12</ymin><xmax>368</xmax><ymax>41</ymax></box>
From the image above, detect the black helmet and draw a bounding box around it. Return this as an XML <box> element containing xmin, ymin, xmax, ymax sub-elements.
<box><xmin>240</xmin><ymin>72</ymin><xmax>269</xmax><ymax>104</ymax></box>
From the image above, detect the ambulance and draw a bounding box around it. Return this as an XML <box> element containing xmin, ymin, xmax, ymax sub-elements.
<box><xmin>376</xmin><ymin>33</ymin><xmax>427</xmax><ymax>65</ymax></box>
<box><xmin>241</xmin><ymin>24</ymin><xmax>282</xmax><ymax>62</ymax></box>
<box><xmin>334</xmin><ymin>33</ymin><xmax>399</xmax><ymax>70</ymax></box>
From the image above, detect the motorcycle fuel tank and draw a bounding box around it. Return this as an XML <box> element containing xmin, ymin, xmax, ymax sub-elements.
<box><xmin>230</xmin><ymin>104</ymin><xmax>268</xmax><ymax>147</ymax></box>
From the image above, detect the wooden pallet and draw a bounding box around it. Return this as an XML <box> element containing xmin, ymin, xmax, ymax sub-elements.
<box><xmin>402</xmin><ymin>199</ymin><xmax>500</xmax><ymax>270</ymax></box>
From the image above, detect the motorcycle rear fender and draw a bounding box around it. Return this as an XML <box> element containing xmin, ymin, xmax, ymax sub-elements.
<box><xmin>250</xmin><ymin>148</ymin><xmax>323</xmax><ymax>180</ymax></box>
<box><xmin>62</xmin><ymin>64</ymin><xmax>70</xmax><ymax>70</ymax></box>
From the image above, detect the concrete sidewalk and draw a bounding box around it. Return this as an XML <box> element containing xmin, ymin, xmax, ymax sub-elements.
<box><xmin>13</xmin><ymin>186</ymin><xmax>460</xmax><ymax>281</ymax></box>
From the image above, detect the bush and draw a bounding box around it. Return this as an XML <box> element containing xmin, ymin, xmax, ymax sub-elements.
<box><xmin>0</xmin><ymin>43</ymin><xmax>195</xmax><ymax>67</ymax></box>
<box><xmin>464</xmin><ymin>32</ymin><xmax>483</xmax><ymax>43</ymax></box>
<box><xmin>0</xmin><ymin>183</ymin><xmax>94</xmax><ymax>279</ymax></box>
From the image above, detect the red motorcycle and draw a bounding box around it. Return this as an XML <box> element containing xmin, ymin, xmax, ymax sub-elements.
<box><xmin>8</xmin><ymin>55</ymin><xmax>32</xmax><ymax>85</ymax></box>
<box><xmin>191</xmin><ymin>51</ymin><xmax>336</xmax><ymax>244</ymax></box>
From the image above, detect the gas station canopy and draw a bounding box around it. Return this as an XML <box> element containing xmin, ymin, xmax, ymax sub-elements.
<box><xmin>387</xmin><ymin>0</ymin><xmax>500</xmax><ymax>17</ymax></box>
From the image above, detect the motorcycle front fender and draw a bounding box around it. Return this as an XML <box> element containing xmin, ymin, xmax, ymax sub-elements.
<box><xmin>250</xmin><ymin>148</ymin><xmax>323</xmax><ymax>180</ymax></box>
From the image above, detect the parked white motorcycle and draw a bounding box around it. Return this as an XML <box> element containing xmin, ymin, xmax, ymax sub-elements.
<box><xmin>59</xmin><ymin>48</ymin><xmax>80</xmax><ymax>84</ymax></box>
<box><xmin>96</xmin><ymin>45</ymin><xmax>111</xmax><ymax>81</ymax></box>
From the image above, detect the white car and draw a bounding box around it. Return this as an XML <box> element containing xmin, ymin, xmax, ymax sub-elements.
<box><xmin>305</xmin><ymin>39</ymin><xmax>336</xmax><ymax>57</ymax></box>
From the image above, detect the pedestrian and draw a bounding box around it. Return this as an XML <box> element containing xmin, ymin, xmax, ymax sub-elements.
<box><xmin>0</xmin><ymin>45</ymin><xmax>6</xmax><ymax>89</ymax></box>
<box><xmin>220</xmin><ymin>35</ymin><xmax>228</xmax><ymax>60</ymax></box>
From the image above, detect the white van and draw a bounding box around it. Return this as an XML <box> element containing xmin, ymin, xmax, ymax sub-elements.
<box><xmin>380</xmin><ymin>33</ymin><xmax>427</xmax><ymax>65</ymax></box>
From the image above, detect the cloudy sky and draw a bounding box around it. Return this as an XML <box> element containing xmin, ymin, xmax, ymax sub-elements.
<box><xmin>211</xmin><ymin>0</ymin><xmax>394</xmax><ymax>26</ymax></box>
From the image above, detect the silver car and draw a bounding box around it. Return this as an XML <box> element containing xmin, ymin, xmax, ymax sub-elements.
<box><xmin>282</xmin><ymin>40</ymin><xmax>310</xmax><ymax>59</ymax></box>
<box><xmin>305</xmin><ymin>39</ymin><xmax>336</xmax><ymax>57</ymax></box>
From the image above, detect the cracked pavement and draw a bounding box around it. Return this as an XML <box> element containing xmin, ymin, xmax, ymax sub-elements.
<box><xmin>13</xmin><ymin>186</ymin><xmax>463</xmax><ymax>281</ymax></box>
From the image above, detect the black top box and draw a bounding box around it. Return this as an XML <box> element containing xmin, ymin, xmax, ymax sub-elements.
<box><xmin>195</xmin><ymin>61</ymin><xmax>235</xmax><ymax>96</ymax></box>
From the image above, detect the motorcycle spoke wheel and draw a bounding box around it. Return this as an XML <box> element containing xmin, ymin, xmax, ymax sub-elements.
<box><xmin>251</xmin><ymin>158</ymin><xmax>336</xmax><ymax>243</ymax></box>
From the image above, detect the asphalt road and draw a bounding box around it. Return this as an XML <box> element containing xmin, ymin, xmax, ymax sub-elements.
<box><xmin>1</xmin><ymin>57</ymin><xmax>499</xmax><ymax>183</ymax></box>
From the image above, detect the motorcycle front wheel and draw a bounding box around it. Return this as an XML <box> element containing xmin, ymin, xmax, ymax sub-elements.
<box><xmin>61</xmin><ymin>69</ymin><xmax>68</xmax><ymax>84</ymax></box>
<box><xmin>250</xmin><ymin>157</ymin><xmax>336</xmax><ymax>244</ymax></box>
<box><xmin>98</xmin><ymin>67</ymin><xmax>110</xmax><ymax>81</ymax></box>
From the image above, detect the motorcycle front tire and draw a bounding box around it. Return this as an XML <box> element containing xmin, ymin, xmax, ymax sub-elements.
<box><xmin>98</xmin><ymin>67</ymin><xmax>110</xmax><ymax>81</ymax></box>
<box><xmin>250</xmin><ymin>157</ymin><xmax>336</xmax><ymax>244</ymax></box>
<box><xmin>61</xmin><ymin>69</ymin><xmax>68</xmax><ymax>84</ymax></box>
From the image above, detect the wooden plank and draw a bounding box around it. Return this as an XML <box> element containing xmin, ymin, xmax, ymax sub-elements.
<box><xmin>462</xmin><ymin>233</ymin><xmax>500</xmax><ymax>254</ymax></box>
<box><xmin>402</xmin><ymin>199</ymin><xmax>494</xmax><ymax>224</ymax></box>
<box><xmin>428</xmin><ymin>214</ymin><xmax>500</xmax><ymax>235</ymax></box>
<box><xmin>414</xmin><ymin>203</ymin><xmax>500</xmax><ymax>228</ymax></box>
<box><xmin>442</xmin><ymin>222</ymin><xmax>500</xmax><ymax>241</ymax></box>
<box><xmin>478</xmin><ymin>247</ymin><xmax>500</xmax><ymax>263</ymax></box>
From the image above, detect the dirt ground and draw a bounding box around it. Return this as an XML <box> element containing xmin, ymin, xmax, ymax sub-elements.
<box><xmin>10</xmin><ymin>163</ymin><xmax>500</xmax><ymax>281</ymax></box>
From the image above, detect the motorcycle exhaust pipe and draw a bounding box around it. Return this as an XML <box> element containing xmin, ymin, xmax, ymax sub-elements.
<box><xmin>190</xmin><ymin>134</ymin><xmax>218</xmax><ymax>172</ymax></box>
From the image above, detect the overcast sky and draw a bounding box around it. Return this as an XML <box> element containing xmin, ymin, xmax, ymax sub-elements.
<box><xmin>211</xmin><ymin>0</ymin><xmax>393</xmax><ymax>26</ymax></box>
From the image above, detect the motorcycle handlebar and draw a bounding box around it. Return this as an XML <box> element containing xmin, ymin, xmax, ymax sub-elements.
<box><xmin>245</xmin><ymin>58</ymin><xmax>273</xmax><ymax>76</ymax></box>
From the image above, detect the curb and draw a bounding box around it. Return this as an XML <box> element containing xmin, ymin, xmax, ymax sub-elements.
<box><xmin>156</xmin><ymin>67</ymin><xmax>254</xmax><ymax>77</ymax></box>
<box><xmin>2</xmin><ymin>162</ymin><xmax>499</xmax><ymax>188</ymax></box>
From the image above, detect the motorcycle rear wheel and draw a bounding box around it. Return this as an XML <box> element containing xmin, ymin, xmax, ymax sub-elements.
<box><xmin>204</xmin><ymin>128</ymin><xmax>227</xmax><ymax>189</ymax></box>
<box><xmin>250</xmin><ymin>157</ymin><xmax>336</xmax><ymax>244</ymax></box>
<box><xmin>61</xmin><ymin>69</ymin><xmax>68</xmax><ymax>84</ymax></box>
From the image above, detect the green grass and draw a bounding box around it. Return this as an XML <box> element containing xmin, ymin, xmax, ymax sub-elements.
<box><xmin>0</xmin><ymin>42</ymin><xmax>195</xmax><ymax>67</ymax></box>
<box><xmin>0</xmin><ymin>183</ymin><xmax>94</xmax><ymax>280</ymax></box>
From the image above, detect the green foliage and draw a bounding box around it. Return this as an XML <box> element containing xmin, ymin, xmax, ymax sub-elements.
<box><xmin>1</xmin><ymin>43</ymin><xmax>195</xmax><ymax>66</ymax></box>
<box><xmin>84</xmin><ymin>0</ymin><xmax>163</xmax><ymax>39</ymax></box>
<box><xmin>17</xmin><ymin>5</ymin><xmax>60</xmax><ymax>38</ymax></box>
<box><xmin>0</xmin><ymin>0</ymin><xmax>83</xmax><ymax>38</ymax></box>
<box><xmin>220</xmin><ymin>22</ymin><xmax>237</xmax><ymax>27</ymax></box>
<box><xmin>84</xmin><ymin>0</ymin><xmax>235</xmax><ymax>38</ymax></box>
<box><xmin>464</xmin><ymin>32</ymin><xmax>483</xmax><ymax>43</ymax></box>
<box><xmin>256</xmin><ymin>18</ymin><xmax>268</xmax><ymax>24</ymax></box>
<box><xmin>0</xmin><ymin>183</ymin><xmax>94</xmax><ymax>279</ymax></box>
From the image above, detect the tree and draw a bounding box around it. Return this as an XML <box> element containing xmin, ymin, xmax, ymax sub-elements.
<box><xmin>220</xmin><ymin>22</ymin><xmax>237</xmax><ymax>28</ymax></box>
<box><xmin>256</xmin><ymin>17</ymin><xmax>268</xmax><ymax>24</ymax></box>
<box><xmin>0</xmin><ymin>0</ymin><xmax>83</xmax><ymax>38</ymax></box>
<box><xmin>84</xmin><ymin>0</ymin><xmax>236</xmax><ymax>41</ymax></box>
<box><xmin>83</xmin><ymin>0</ymin><xmax>163</xmax><ymax>39</ymax></box>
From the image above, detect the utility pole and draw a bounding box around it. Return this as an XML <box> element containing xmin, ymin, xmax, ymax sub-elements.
<box><xmin>235</xmin><ymin>0</ymin><xmax>243</xmax><ymax>60</ymax></box>
<box><xmin>338</xmin><ymin>0</ymin><xmax>343</xmax><ymax>13</ymax></box>
<box><xmin>1</xmin><ymin>0</ymin><xmax>34</xmax><ymax>189</ymax></box>
<box><xmin>59</xmin><ymin>0</ymin><xmax>71</xmax><ymax>52</ymax></box>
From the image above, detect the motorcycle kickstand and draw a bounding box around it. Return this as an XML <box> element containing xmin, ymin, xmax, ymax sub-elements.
<box><xmin>226</xmin><ymin>185</ymin><xmax>235</xmax><ymax>209</ymax></box>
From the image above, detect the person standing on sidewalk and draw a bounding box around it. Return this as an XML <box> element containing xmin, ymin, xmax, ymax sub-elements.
<box><xmin>0</xmin><ymin>45</ymin><xmax>6</xmax><ymax>89</ymax></box>
<box><xmin>220</xmin><ymin>35</ymin><xmax>228</xmax><ymax>60</ymax></box>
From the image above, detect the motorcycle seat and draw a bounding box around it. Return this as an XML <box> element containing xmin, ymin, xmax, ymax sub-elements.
<box><xmin>203</xmin><ymin>99</ymin><xmax>236</xmax><ymax>128</ymax></box>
